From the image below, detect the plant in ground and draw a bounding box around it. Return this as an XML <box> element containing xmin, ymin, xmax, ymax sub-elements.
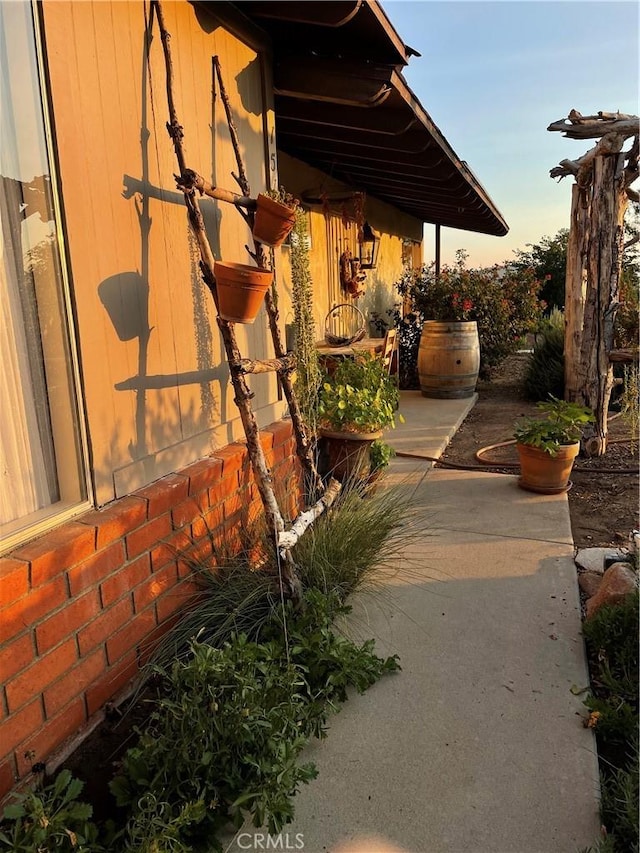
<box><xmin>292</xmin><ymin>483</ymin><xmax>419</xmax><ymax>600</ymax></box>
<box><xmin>0</xmin><ymin>769</ymin><xmax>103</xmax><ymax>852</ymax></box>
<box><xmin>395</xmin><ymin>252</ymin><xmax>542</xmax><ymax>378</ymax></box>
<box><xmin>110</xmin><ymin>590</ymin><xmax>399</xmax><ymax>850</ymax></box>
<box><xmin>523</xmin><ymin>323</ymin><xmax>565</xmax><ymax>402</ymax></box>
<box><xmin>581</xmin><ymin>591</ymin><xmax>639</xmax><ymax>853</ymax></box>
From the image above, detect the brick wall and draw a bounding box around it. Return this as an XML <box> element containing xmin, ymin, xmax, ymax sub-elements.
<box><xmin>0</xmin><ymin>420</ymin><xmax>302</xmax><ymax>801</ymax></box>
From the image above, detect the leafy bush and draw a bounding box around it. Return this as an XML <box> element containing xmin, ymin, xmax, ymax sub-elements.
<box><xmin>395</xmin><ymin>253</ymin><xmax>542</xmax><ymax>378</ymax></box>
<box><xmin>582</xmin><ymin>592</ymin><xmax>639</xmax><ymax>853</ymax></box>
<box><xmin>111</xmin><ymin>590</ymin><xmax>398</xmax><ymax>850</ymax></box>
<box><xmin>582</xmin><ymin>591</ymin><xmax>638</xmax><ymax>717</ymax></box>
<box><xmin>0</xmin><ymin>769</ymin><xmax>103</xmax><ymax>852</ymax></box>
<box><xmin>523</xmin><ymin>325</ymin><xmax>565</xmax><ymax>401</ymax></box>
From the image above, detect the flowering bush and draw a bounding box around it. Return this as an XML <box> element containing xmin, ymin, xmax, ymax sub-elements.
<box><xmin>395</xmin><ymin>252</ymin><xmax>542</xmax><ymax>378</ymax></box>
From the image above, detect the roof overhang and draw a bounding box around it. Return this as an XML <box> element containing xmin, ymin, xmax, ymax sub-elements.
<box><xmin>229</xmin><ymin>1</ymin><xmax>509</xmax><ymax>237</ymax></box>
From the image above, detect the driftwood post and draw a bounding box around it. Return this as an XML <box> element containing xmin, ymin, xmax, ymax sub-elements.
<box><xmin>563</xmin><ymin>183</ymin><xmax>590</xmax><ymax>402</ymax></box>
<box><xmin>549</xmin><ymin>110</ymin><xmax>639</xmax><ymax>455</ymax></box>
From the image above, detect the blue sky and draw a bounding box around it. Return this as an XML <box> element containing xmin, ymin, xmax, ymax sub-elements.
<box><xmin>384</xmin><ymin>0</ymin><xmax>639</xmax><ymax>267</ymax></box>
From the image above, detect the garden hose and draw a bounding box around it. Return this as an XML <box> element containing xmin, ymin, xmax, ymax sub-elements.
<box><xmin>395</xmin><ymin>441</ymin><xmax>638</xmax><ymax>476</ymax></box>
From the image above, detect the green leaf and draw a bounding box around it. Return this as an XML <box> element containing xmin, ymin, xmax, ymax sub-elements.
<box><xmin>2</xmin><ymin>804</ymin><xmax>26</xmax><ymax>820</ymax></box>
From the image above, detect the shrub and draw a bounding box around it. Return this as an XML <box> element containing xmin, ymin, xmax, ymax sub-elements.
<box><xmin>523</xmin><ymin>325</ymin><xmax>565</xmax><ymax>401</ymax></box>
<box><xmin>582</xmin><ymin>592</ymin><xmax>639</xmax><ymax>853</ymax></box>
<box><xmin>395</xmin><ymin>254</ymin><xmax>542</xmax><ymax>378</ymax></box>
<box><xmin>0</xmin><ymin>769</ymin><xmax>103</xmax><ymax>852</ymax></box>
<box><xmin>111</xmin><ymin>591</ymin><xmax>398</xmax><ymax>849</ymax></box>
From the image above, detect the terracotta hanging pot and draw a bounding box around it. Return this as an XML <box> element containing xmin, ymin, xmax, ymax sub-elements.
<box><xmin>214</xmin><ymin>261</ymin><xmax>273</xmax><ymax>324</ymax></box>
<box><xmin>252</xmin><ymin>194</ymin><xmax>296</xmax><ymax>247</ymax></box>
<box><xmin>516</xmin><ymin>441</ymin><xmax>579</xmax><ymax>494</ymax></box>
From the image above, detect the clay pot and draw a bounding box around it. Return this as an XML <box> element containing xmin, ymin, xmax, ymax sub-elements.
<box><xmin>252</xmin><ymin>194</ymin><xmax>296</xmax><ymax>247</ymax></box>
<box><xmin>213</xmin><ymin>261</ymin><xmax>273</xmax><ymax>324</ymax></box>
<box><xmin>319</xmin><ymin>428</ymin><xmax>383</xmax><ymax>483</ymax></box>
<box><xmin>516</xmin><ymin>441</ymin><xmax>580</xmax><ymax>494</ymax></box>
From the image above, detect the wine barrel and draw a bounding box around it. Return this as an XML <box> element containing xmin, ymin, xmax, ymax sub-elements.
<box><xmin>418</xmin><ymin>320</ymin><xmax>480</xmax><ymax>399</ymax></box>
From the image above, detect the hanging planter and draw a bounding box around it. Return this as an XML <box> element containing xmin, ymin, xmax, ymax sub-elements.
<box><xmin>252</xmin><ymin>193</ymin><xmax>296</xmax><ymax>247</ymax></box>
<box><xmin>214</xmin><ymin>261</ymin><xmax>273</xmax><ymax>324</ymax></box>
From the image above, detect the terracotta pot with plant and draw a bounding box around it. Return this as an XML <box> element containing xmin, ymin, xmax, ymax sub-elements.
<box><xmin>317</xmin><ymin>354</ymin><xmax>402</xmax><ymax>483</ymax></box>
<box><xmin>253</xmin><ymin>187</ymin><xmax>298</xmax><ymax>248</ymax></box>
<box><xmin>514</xmin><ymin>396</ymin><xmax>594</xmax><ymax>493</ymax></box>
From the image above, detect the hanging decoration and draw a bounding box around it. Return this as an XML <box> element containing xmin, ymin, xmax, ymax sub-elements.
<box><xmin>339</xmin><ymin>248</ymin><xmax>366</xmax><ymax>298</ymax></box>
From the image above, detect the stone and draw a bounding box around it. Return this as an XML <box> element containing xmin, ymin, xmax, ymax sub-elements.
<box><xmin>585</xmin><ymin>563</ymin><xmax>638</xmax><ymax>620</ymax></box>
<box><xmin>574</xmin><ymin>547</ymin><xmax>627</xmax><ymax>574</ymax></box>
<box><xmin>578</xmin><ymin>571</ymin><xmax>603</xmax><ymax>598</ymax></box>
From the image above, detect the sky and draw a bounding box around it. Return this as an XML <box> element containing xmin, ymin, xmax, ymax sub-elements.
<box><xmin>383</xmin><ymin>0</ymin><xmax>639</xmax><ymax>268</ymax></box>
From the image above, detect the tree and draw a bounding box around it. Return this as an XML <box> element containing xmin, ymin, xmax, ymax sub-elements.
<box><xmin>513</xmin><ymin>229</ymin><xmax>569</xmax><ymax>311</ymax></box>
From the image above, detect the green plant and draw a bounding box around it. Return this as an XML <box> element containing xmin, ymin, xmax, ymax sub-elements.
<box><xmin>369</xmin><ymin>439</ymin><xmax>395</xmax><ymax>473</ymax></box>
<box><xmin>581</xmin><ymin>592</ymin><xmax>639</xmax><ymax>853</ymax></box>
<box><xmin>523</xmin><ymin>324</ymin><xmax>565</xmax><ymax>401</ymax></box>
<box><xmin>598</xmin><ymin>749</ymin><xmax>639</xmax><ymax>853</ymax></box>
<box><xmin>290</xmin><ymin>205</ymin><xmax>321</xmax><ymax>428</ymax></box>
<box><xmin>265</xmin><ymin>186</ymin><xmax>298</xmax><ymax>209</ymax></box>
<box><xmin>292</xmin><ymin>484</ymin><xmax>419</xmax><ymax>599</ymax></box>
<box><xmin>111</xmin><ymin>590</ymin><xmax>399</xmax><ymax>850</ymax></box>
<box><xmin>0</xmin><ymin>769</ymin><xmax>103</xmax><ymax>852</ymax></box>
<box><xmin>514</xmin><ymin>396</ymin><xmax>594</xmax><ymax>454</ymax></box>
<box><xmin>619</xmin><ymin>365</ymin><xmax>639</xmax><ymax>445</ymax></box>
<box><xmin>318</xmin><ymin>354</ymin><xmax>401</xmax><ymax>433</ymax></box>
<box><xmin>395</xmin><ymin>252</ymin><xmax>542</xmax><ymax>378</ymax></box>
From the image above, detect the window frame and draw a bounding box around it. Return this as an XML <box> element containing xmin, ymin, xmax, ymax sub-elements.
<box><xmin>0</xmin><ymin>2</ymin><xmax>92</xmax><ymax>554</ymax></box>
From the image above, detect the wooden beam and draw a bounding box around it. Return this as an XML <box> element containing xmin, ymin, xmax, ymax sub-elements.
<box><xmin>229</xmin><ymin>354</ymin><xmax>297</xmax><ymax>376</ymax></box>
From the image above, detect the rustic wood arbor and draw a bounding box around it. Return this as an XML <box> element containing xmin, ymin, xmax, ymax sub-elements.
<box><xmin>548</xmin><ymin>110</ymin><xmax>638</xmax><ymax>456</ymax></box>
<box><xmin>151</xmin><ymin>1</ymin><xmax>340</xmax><ymax>599</ymax></box>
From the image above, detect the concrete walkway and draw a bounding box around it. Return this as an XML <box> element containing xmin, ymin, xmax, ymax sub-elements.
<box><xmin>229</xmin><ymin>394</ymin><xmax>601</xmax><ymax>853</ymax></box>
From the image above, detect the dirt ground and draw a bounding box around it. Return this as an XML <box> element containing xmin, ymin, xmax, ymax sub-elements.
<box><xmin>440</xmin><ymin>352</ymin><xmax>639</xmax><ymax>549</ymax></box>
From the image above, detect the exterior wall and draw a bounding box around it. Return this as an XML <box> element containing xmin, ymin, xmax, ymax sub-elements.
<box><xmin>277</xmin><ymin>153</ymin><xmax>423</xmax><ymax>339</ymax></box>
<box><xmin>0</xmin><ymin>420</ymin><xmax>302</xmax><ymax>801</ymax></box>
<box><xmin>41</xmin><ymin>0</ymin><xmax>287</xmax><ymax>506</ymax></box>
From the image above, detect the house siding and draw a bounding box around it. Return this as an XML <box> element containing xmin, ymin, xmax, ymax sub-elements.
<box><xmin>0</xmin><ymin>420</ymin><xmax>302</xmax><ymax>800</ymax></box>
<box><xmin>40</xmin><ymin>0</ymin><xmax>287</xmax><ymax>506</ymax></box>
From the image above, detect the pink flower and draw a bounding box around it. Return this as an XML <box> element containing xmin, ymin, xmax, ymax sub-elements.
<box><xmin>462</xmin><ymin>299</ymin><xmax>473</xmax><ymax>312</ymax></box>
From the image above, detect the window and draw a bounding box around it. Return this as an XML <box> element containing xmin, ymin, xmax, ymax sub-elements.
<box><xmin>0</xmin><ymin>2</ymin><xmax>87</xmax><ymax>548</ymax></box>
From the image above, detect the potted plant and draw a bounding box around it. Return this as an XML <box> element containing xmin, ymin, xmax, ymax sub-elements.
<box><xmin>514</xmin><ymin>396</ymin><xmax>594</xmax><ymax>493</ymax></box>
<box><xmin>253</xmin><ymin>187</ymin><xmax>298</xmax><ymax>248</ymax></box>
<box><xmin>317</xmin><ymin>354</ymin><xmax>401</xmax><ymax>482</ymax></box>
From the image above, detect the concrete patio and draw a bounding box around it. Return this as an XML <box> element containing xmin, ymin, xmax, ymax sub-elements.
<box><xmin>227</xmin><ymin>392</ymin><xmax>601</xmax><ymax>853</ymax></box>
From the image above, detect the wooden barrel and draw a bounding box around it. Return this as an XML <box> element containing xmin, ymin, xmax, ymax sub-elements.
<box><xmin>418</xmin><ymin>320</ymin><xmax>480</xmax><ymax>399</ymax></box>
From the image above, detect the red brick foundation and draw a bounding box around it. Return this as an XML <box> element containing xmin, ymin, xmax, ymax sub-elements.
<box><xmin>0</xmin><ymin>420</ymin><xmax>302</xmax><ymax>801</ymax></box>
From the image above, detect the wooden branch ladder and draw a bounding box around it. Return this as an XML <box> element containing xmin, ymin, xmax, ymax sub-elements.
<box><xmin>152</xmin><ymin>1</ymin><xmax>339</xmax><ymax>599</ymax></box>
